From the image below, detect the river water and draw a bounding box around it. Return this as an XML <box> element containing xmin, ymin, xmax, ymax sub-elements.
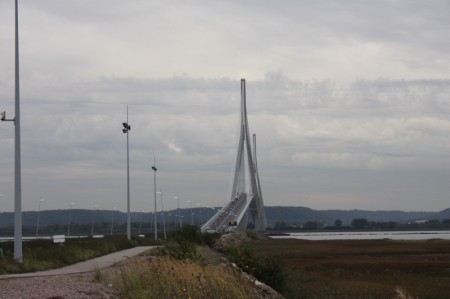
<box><xmin>270</xmin><ymin>230</ymin><xmax>450</xmax><ymax>240</ymax></box>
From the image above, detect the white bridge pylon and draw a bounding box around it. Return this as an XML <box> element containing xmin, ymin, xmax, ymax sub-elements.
<box><xmin>201</xmin><ymin>79</ymin><xmax>267</xmax><ymax>233</ymax></box>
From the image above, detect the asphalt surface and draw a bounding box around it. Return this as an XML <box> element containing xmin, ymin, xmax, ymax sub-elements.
<box><xmin>0</xmin><ymin>246</ymin><xmax>154</xmax><ymax>279</ymax></box>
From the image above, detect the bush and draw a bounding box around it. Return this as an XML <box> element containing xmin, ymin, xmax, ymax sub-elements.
<box><xmin>153</xmin><ymin>240</ymin><xmax>201</xmax><ymax>261</ymax></box>
<box><xmin>223</xmin><ymin>244</ymin><xmax>286</xmax><ymax>292</ymax></box>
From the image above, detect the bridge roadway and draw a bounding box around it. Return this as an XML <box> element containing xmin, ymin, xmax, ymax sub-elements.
<box><xmin>201</xmin><ymin>193</ymin><xmax>250</xmax><ymax>233</ymax></box>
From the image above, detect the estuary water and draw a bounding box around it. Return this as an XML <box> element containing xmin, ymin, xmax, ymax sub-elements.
<box><xmin>271</xmin><ymin>230</ymin><xmax>450</xmax><ymax>240</ymax></box>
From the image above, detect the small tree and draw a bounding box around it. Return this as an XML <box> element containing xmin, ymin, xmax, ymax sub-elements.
<box><xmin>351</xmin><ymin>218</ymin><xmax>369</xmax><ymax>229</ymax></box>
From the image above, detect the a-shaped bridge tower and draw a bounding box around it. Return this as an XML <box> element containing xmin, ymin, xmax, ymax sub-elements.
<box><xmin>201</xmin><ymin>79</ymin><xmax>267</xmax><ymax>233</ymax></box>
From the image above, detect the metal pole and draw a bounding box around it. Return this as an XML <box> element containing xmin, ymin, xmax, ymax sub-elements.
<box><xmin>126</xmin><ymin>106</ymin><xmax>131</xmax><ymax>240</ymax></box>
<box><xmin>158</xmin><ymin>190</ymin><xmax>166</xmax><ymax>239</ymax></box>
<box><xmin>152</xmin><ymin>158</ymin><xmax>157</xmax><ymax>240</ymax></box>
<box><xmin>139</xmin><ymin>210</ymin><xmax>143</xmax><ymax>234</ymax></box>
<box><xmin>91</xmin><ymin>204</ymin><xmax>97</xmax><ymax>236</ymax></box>
<box><xmin>14</xmin><ymin>0</ymin><xmax>23</xmax><ymax>264</ymax></box>
<box><xmin>174</xmin><ymin>195</ymin><xmax>181</xmax><ymax>229</ymax></box>
<box><xmin>187</xmin><ymin>200</ymin><xmax>193</xmax><ymax>225</ymax></box>
<box><xmin>67</xmin><ymin>202</ymin><xmax>74</xmax><ymax>236</ymax></box>
<box><xmin>110</xmin><ymin>207</ymin><xmax>116</xmax><ymax>235</ymax></box>
<box><xmin>36</xmin><ymin>198</ymin><xmax>44</xmax><ymax>238</ymax></box>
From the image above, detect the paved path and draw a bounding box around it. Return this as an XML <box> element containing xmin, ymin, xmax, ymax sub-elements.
<box><xmin>0</xmin><ymin>246</ymin><xmax>154</xmax><ymax>279</ymax></box>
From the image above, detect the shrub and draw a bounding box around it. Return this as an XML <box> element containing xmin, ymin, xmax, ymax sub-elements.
<box><xmin>223</xmin><ymin>244</ymin><xmax>286</xmax><ymax>292</ymax></box>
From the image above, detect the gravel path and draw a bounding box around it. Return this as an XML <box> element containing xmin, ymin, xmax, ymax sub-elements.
<box><xmin>0</xmin><ymin>246</ymin><xmax>155</xmax><ymax>298</ymax></box>
<box><xmin>0</xmin><ymin>272</ymin><xmax>120</xmax><ymax>299</ymax></box>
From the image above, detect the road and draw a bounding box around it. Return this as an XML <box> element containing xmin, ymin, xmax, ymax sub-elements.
<box><xmin>0</xmin><ymin>246</ymin><xmax>154</xmax><ymax>279</ymax></box>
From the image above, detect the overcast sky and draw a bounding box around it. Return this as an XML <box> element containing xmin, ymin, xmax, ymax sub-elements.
<box><xmin>1</xmin><ymin>0</ymin><xmax>450</xmax><ymax>213</ymax></box>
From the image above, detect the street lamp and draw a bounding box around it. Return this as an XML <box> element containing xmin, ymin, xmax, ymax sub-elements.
<box><xmin>67</xmin><ymin>202</ymin><xmax>75</xmax><ymax>237</ymax></box>
<box><xmin>157</xmin><ymin>191</ymin><xmax>166</xmax><ymax>239</ymax></box>
<box><xmin>110</xmin><ymin>207</ymin><xmax>116</xmax><ymax>235</ymax></box>
<box><xmin>187</xmin><ymin>200</ymin><xmax>193</xmax><ymax>225</ymax></box>
<box><xmin>0</xmin><ymin>0</ymin><xmax>23</xmax><ymax>263</ymax></box>
<box><xmin>122</xmin><ymin>106</ymin><xmax>131</xmax><ymax>240</ymax></box>
<box><xmin>138</xmin><ymin>210</ymin><xmax>144</xmax><ymax>234</ymax></box>
<box><xmin>174</xmin><ymin>195</ymin><xmax>181</xmax><ymax>229</ymax></box>
<box><xmin>152</xmin><ymin>161</ymin><xmax>157</xmax><ymax>240</ymax></box>
<box><xmin>35</xmin><ymin>198</ymin><xmax>44</xmax><ymax>238</ymax></box>
<box><xmin>91</xmin><ymin>204</ymin><xmax>98</xmax><ymax>236</ymax></box>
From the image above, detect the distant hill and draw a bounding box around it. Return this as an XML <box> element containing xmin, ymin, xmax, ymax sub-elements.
<box><xmin>265</xmin><ymin>206</ymin><xmax>441</xmax><ymax>226</ymax></box>
<box><xmin>0</xmin><ymin>206</ymin><xmax>448</xmax><ymax>229</ymax></box>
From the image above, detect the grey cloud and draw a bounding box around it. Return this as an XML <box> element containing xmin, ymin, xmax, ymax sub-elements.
<box><xmin>1</xmin><ymin>1</ymin><xmax>450</xmax><ymax>213</ymax></box>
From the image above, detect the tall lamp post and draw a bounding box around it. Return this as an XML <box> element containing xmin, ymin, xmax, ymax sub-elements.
<box><xmin>110</xmin><ymin>207</ymin><xmax>116</xmax><ymax>235</ymax></box>
<box><xmin>174</xmin><ymin>195</ymin><xmax>181</xmax><ymax>229</ymax></box>
<box><xmin>67</xmin><ymin>202</ymin><xmax>75</xmax><ymax>236</ymax></box>
<box><xmin>157</xmin><ymin>190</ymin><xmax>166</xmax><ymax>239</ymax></box>
<box><xmin>187</xmin><ymin>200</ymin><xmax>193</xmax><ymax>225</ymax></box>
<box><xmin>152</xmin><ymin>161</ymin><xmax>157</xmax><ymax>240</ymax></box>
<box><xmin>196</xmin><ymin>203</ymin><xmax>202</xmax><ymax>224</ymax></box>
<box><xmin>138</xmin><ymin>210</ymin><xmax>144</xmax><ymax>234</ymax></box>
<box><xmin>91</xmin><ymin>204</ymin><xmax>98</xmax><ymax>236</ymax></box>
<box><xmin>122</xmin><ymin>106</ymin><xmax>131</xmax><ymax>240</ymax></box>
<box><xmin>35</xmin><ymin>198</ymin><xmax>44</xmax><ymax>238</ymax></box>
<box><xmin>0</xmin><ymin>0</ymin><xmax>23</xmax><ymax>263</ymax></box>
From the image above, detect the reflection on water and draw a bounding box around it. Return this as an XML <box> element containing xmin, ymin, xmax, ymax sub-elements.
<box><xmin>271</xmin><ymin>230</ymin><xmax>450</xmax><ymax>240</ymax></box>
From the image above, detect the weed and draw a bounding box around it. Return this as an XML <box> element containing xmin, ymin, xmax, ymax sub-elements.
<box><xmin>110</xmin><ymin>256</ymin><xmax>259</xmax><ymax>299</ymax></box>
<box><xmin>223</xmin><ymin>244</ymin><xmax>287</xmax><ymax>293</ymax></box>
<box><xmin>394</xmin><ymin>286</ymin><xmax>417</xmax><ymax>299</ymax></box>
<box><xmin>93</xmin><ymin>266</ymin><xmax>105</xmax><ymax>282</ymax></box>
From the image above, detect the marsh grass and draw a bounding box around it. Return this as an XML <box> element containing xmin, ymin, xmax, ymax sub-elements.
<box><xmin>253</xmin><ymin>239</ymin><xmax>450</xmax><ymax>299</ymax></box>
<box><xmin>110</xmin><ymin>256</ymin><xmax>259</xmax><ymax>299</ymax></box>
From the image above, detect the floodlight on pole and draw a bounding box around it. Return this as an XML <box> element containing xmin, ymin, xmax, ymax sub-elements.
<box><xmin>110</xmin><ymin>207</ymin><xmax>116</xmax><ymax>235</ymax></box>
<box><xmin>122</xmin><ymin>106</ymin><xmax>131</xmax><ymax>240</ymax></box>
<box><xmin>91</xmin><ymin>204</ymin><xmax>98</xmax><ymax>236</ymax></box>
<box><xmin>173</xmin><ymin>195</ymin><xmax>182</xmax><ymax>229</ymax></box>
<box><xmin>139</xmin><ymin>210</ymin><xmax>144</xmax><ymax>234</ymax></box>
<box><xmin>35</xmin><ymin>198</ymin><xmax>44</xmax><ymax>238</ymax></box>
<box><xmin>157</xmin><ymin>191</ymin><xmax>166</xmax><ymax>239</ymax></box>
<box><xmin>0</xmin><ymin>0</ymin><xmax>23</xmax><ymax>263</ymax></box>
<box><xmin>187</xmin><ymin>200</ymin><xmax>193</xmax><ymax>225</ymax></box>
<box><xmin>196</xmin><ymin>203</ymin><xmax>202</xmax><ymax>224</ymax></box>
<box><xmin>152</xmin><ymin>158</ymin><xmax>157</xmax><ymax>240</ymax></box>
<box><xmin>67</xmin><ymin>202</ymin><xmax>75</xmax><ymax>236</ymax></box>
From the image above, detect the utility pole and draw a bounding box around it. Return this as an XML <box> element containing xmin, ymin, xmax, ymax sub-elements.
<box><xmin>152</xmin><ymin>157</ymin><xmax>157</xmax><ymax>240</ymax></box>
<box><xmin>122</xmin><ymin>106</ymin><xmax>131</xmax><ymax>240</ymax></box>
<box><xmin>174</xmin><ymin>195</ymin><xmax>181</xmax><ymax>229</ymax></box>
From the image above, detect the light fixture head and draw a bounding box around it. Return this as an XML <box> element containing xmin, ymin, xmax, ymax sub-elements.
<box><xmin>122</xmin><ymin>122</ymin><xmax>131</xmax><ymax>130</ymax></box>
<box><xmin>152</xmin><ymin>166</ymin><xmax>157</xmax><ymax>171</ymax></box>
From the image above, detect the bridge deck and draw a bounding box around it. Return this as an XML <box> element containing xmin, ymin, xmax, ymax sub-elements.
<box><xmin>201</xmin><ymin>193</ymin><xmax>251</xmax><ymax>233</ymax></box>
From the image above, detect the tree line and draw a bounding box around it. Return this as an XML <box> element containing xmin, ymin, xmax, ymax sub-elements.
<box><xmin>270</xmin><ymin>218</ymin><xmax>450</xmax><ymax>231</ymax></box>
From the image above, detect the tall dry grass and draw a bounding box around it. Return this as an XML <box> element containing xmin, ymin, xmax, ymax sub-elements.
<box><xmin>393</xmin><ymin>286</ymin><xmax>417</xmax><ymax>299</ymax></box>
<box><xmin>109</xmin><ymin>256</ymin><xmax>260</xmax><ymax>299</ymax></box>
